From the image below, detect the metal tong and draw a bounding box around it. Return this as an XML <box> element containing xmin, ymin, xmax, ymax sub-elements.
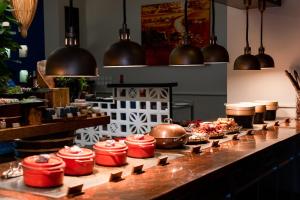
<box><xmin>1</xmin><ymin>162</ymin><xmax>23</xmax><ymax>179</ymax></box>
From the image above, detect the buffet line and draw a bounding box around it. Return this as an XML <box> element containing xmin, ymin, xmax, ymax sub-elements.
<box><xmin>0</xmin><ymin>99</ymin><xmax>282</xmax><ymax>198</ymax></box>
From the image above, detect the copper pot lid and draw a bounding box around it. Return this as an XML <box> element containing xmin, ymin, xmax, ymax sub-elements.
<box><xmin>57</xmin><ymin>146</ymin><xmax>94</xmax><ymax>158</ymax></box>
<box><xmin>149</xmin><ymin>118</ymin><xmax>186</xmax><ymax>138</ymax></box>
<box><xmin>23</xmin><ymin>154</ymin><xmax>64</xmax><ymax>168</ymax></box>
<box><xmin>126</xmin><ymin>134</ymin><xmax>155</xmax><ymax>144</ymax></box>
<box><xmin>93</xmin><ymin>140</ymin><xmax>127</xmax><ymax>151</ymax></box>
<box><xmin>239</xmin><ymin>102</ymin><xmax>266</xmax><ymax>113</ymax></box>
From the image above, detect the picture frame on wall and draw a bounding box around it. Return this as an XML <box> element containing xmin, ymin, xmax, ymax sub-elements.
<box><xmin>141</xmin><ymin>0</ymin><xmax>210</xmax><ymax>66</ymax></box>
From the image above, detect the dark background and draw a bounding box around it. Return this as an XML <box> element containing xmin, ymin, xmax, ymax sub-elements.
<box><xmin>7</xmin><ymin>0</ymin><xmax>45</xmax><ymax>84</ymax></box>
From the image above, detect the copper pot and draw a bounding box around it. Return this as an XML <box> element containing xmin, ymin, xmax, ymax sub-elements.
<box><xmin>149</xmin><ymin>119</ymin><xmax>188</xmax><ymax>149</ymax></box>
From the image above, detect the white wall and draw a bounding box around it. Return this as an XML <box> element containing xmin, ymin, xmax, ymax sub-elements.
<box><xmin>227</xmin><ymin>0</ymin><xmax>298</xmax><ymax>118</ymax></box>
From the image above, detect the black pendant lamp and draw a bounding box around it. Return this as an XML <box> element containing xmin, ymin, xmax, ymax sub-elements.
<box><xmin>169</xmin><ymin>0</ymin><xmax>204</xmax><ymax>66</ymax></box>
<box><xmin>203</xmin><ymin>0</ymin><xmax>229</xmax><ymax>64</ymax></box>
<box><xmin>46</xmin><ymin>0</ymin><xmax>97</xmax><ymax>77</ymax></box>
<box><xmin>255</xmin><ymin>0</ymin><xmax>274</xmax><ymax>69</ymax></box>
<box><xmin>234</xmin><ymin>0</ymin><xmax>260</xmax><ymax>70</ymax></box>
<box><xmin>103</xmin><ymin>0</ymin><xmax>145</xmax><ymax>67</ymax></box>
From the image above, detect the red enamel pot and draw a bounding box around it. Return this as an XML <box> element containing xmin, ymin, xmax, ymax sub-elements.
<box><xmin>56</xmin><ymin>146</ymin><xmax>95</xmax><ymax>176</ymax></box>
<box><xmin>125</xmin><ymin>134</ymin><xmax>156</xmax><ymax>158</ymax></box>
<box><xmin>93</xmin><ymin>140</ymin><xmax>128</xmax><ymax>167</ymax></box>
<box><xmin>22</xmin><ymin>155</ymin><xmax>65</xmax><ymax>188</ymax></box>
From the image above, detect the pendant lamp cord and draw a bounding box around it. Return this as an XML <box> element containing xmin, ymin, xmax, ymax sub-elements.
<box><xmin>211</xmin><ymin>0</ymin><xmax>215</xmax><ymax>37</ymax></box>
<box><xmin>243</xmin><ymin>0</ymin><xmax>251</xmax><ymax>53</ymax></box>
<box><xmin>246</xmin><ymin>5</ymin><xmax>249</xmax><ymax>48</ymax></box>
<box><xmin>69</xmin><ymin>0</ymin><xmax>73</xmax><ymax>29</ymax></box>
<box><xmin>120</xmin><ymin>0</ymin><xmax>130</xmax><ymax>40</ymax></box>
<box><xmin>258</xmin><ymin>0</ymin><xmax>266</xmax><ymax>52</ymax></box>
<box><xmin>65</xmin><ymin>0</ymin><xmax>77</xmax><ymax>47</ymax></box>
<box><xmin>184</xmin><ymin>0</ymin><xmax>188</xmax><ymax>34</ymax></box>
<box><xmin>123</xmin><ymin>0</ymin><xmax>127</xmax><ymax>28</ymax></box>
<box><xmin>260</xmin><ymin>11</ymin><xmax>263</xmax><ymax>47</ymax></box>
<box><xmin>182</xmin><ymin>0</ymin><xmax>190</xmax><ymax>45</ymax></box>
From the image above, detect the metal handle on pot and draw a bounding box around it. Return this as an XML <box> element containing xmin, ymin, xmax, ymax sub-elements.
<box><xmin>104</xmin><ymin>150</ymin><xmax>127</xmax><ymax>155</ymax></box>
<box><xmin>124</xmin><ymin>140</ymin><xmax>156</xmax><ymax>148</ymax></box>
<box><xmin>42</xmin><ymin>169</ymin><xmax>64</xmax><ymax>175</ymax></box>
<box><xmin>75</xmin><ymin>158</ymin><xmax>94</xmax><ymax>166</ymax></box>
<box><xmin>22</xmin><ymin>163</ymin><xmax>66</xmax><ymax>172</ymax></box>
<box><xmin>135</xmin><ymin>143</ymin><xmax>155</xmax><ymax>148</ymax></box>
<box><xmin>164</xmin><ymin>118</ymin><xmax>173</xmax><ymax>124</ymax></box>
<box><xmin>174</xmin><ymin>133</ymin><xmax>191</xmax><ymax>143</ymax></box>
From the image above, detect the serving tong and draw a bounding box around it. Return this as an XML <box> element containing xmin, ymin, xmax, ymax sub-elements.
<box><xmin>1</xmin><ymin>162</ymin><xmax>23</xmax><ymax>179</ymax></box>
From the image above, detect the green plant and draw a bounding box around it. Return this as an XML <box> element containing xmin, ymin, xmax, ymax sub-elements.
<box><xmin>55</xmin><ymin>77</ymin><xmax>88</xmax><ymax>91</ymax></box>
<box><xmin>0</xmin><ymin>0</ymin><xmax>20</xmax><ymax>91</ymax></box>
<box><xmin>55</xmin><ymin>77</ymin><xmax>72</xmax><ymax>87</ymax></box>
<box><xmin>55</xmin><ymin>77</ymin><xmax>88</xmax><ymax>100</ymax></box>
<box><xmin>78</xmin><ymin>77</ymin><xmax>88</xmax><ymax>91</ymax></box>
<box><xmin>6</xmin><ymin>85</ymin><xmax>21</xmax><ymax>94</ymax></box>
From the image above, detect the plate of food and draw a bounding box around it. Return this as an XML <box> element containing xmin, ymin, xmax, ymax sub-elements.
<box><xmin>187</xmin><ymin>121</ymin><xmax>225</xmax><ymax>141</ymax></box>
<box><xmin>187</xmin><ymin>132</ymin><xmax>210</xmax><ymax>144</ymax></box>
<box><xmin>213</xmin><ymin>118</ymin><xmax>241</xmax><ymax>135</ymax></box>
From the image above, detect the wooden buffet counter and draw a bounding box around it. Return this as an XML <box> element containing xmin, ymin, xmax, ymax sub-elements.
<box><xmin>0</xmin><ymin>121</ymin><xmax>299</xmax><ymax>200</ymax></box>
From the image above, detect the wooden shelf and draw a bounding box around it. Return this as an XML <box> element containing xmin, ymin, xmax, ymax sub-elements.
<box><xmin>0</xmin><ymin>116</ymin><xmax>110</xmax><ymax>141</ymax></box>
<box><xmin>215</xmin><ymin>0</ymin><xmax>281</xmax><ymax>9</ymax></box>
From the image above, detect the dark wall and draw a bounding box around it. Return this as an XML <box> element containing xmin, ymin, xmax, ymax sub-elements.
<box><xmin>8</xmin><ymin>0</ymin><xmax>45</xmax><ymax>84</ymax></box>
<box><xmin>0</xmin><ymin>0</ymin><xmax>45</xmax><ymax>155</ymax></box>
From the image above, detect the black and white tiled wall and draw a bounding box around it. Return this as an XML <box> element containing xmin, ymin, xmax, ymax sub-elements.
<box><xmin>75</xmin><ymin>87</ymin><xmax>170</xmax><ymax>146</ymax></box>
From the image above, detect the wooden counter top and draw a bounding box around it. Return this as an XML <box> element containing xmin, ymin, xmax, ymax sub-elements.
<box><xmin>0</xmin><ymin>122</ymin><xmax>299</xmax><ymax>200</ymax></box>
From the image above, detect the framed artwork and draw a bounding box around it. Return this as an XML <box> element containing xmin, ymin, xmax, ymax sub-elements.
<box><xmin>141</xmin><ymin>0</ymin><xmax>210</xmax><ymax>66</ymax></box>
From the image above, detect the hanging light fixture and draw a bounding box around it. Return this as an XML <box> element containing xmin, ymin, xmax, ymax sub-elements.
<box><xmin>46</xmin><ymin>0</ymin><xmax>97</xmax><ymax>77</ymax></box>
<box><xmin>169</xmin><ymin>0</ymin><xmax>204</xmax><ymax>66</ymax></box>
<box><xmin>11</xmin><ymin>0</ymin><xmax>38</xmax><ymax>38</ymax></box>
<box><xmin>203</xmin><ymin>0</ymin><xmax>229</xmax><ymax>64</ymax></box>
<box><xmin>234</xmin><ymin>0</ymin><xmax>260</xmax><ymax>70</ymax></box>
<box><xmin>103</xmin><ymin>0</ymin><xmax>146</xmax><ymax>68</ymax></box>
<box><xmin>255</xmin><ymin>0</ymin><xmax>274</xmax><ymax>69</ymax></box>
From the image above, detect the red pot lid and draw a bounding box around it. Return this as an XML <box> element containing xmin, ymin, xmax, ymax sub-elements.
<box><xmin>57</xmin><ymin>146</ymin><xmax>94</xmax><ymax>158</ymax></box>
<box><xmin>22</xmin><ymin>154</ymin><xmax>64</xmax><ymax>168</ymax></box>
<box><xmin>93</xmin><ymin>140</ymin><xmax>127</xmax><ymax>151</ymax></box>
<box><xmin>126</xmin><ymin>134</ymin><xmax>155</xmax><ymax>144</ymax></box>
